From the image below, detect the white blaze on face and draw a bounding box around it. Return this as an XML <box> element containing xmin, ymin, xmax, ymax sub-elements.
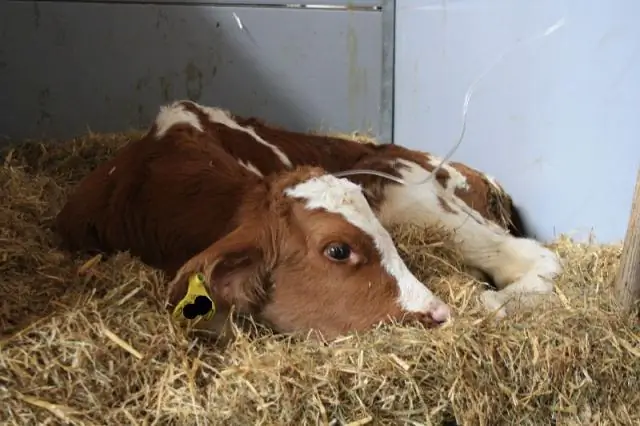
<box><xmin>154</xmin><ymin>102</ymin><xmax>203</xmax><ymax>138</ymax></box>
<box><xmin>284</xmin><ymin>174</ymin><xmax>450</xmax><ymax>319</ymax></box>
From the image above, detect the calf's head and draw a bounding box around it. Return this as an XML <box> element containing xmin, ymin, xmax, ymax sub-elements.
<box><xmin>166</xmin><ymin>166</ymin><xmax>451</xmax><ymax>340</ymax></box>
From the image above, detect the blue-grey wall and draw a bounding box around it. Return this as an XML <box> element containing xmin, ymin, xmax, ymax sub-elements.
<box><xmin>394</xmin><ymin>0</ymin><xmax>640</xmax><ymax>244</ymax></box>
<box><xmin>0</xmin><ymin>0</ymin><xmax>392</xmax><ymax>142</ymax></box>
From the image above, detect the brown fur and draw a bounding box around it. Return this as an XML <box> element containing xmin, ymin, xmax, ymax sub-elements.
<box><xmin>55</xmin><ymin>100</ymin><xmax>527</xmax><ymax>337</ymax></box>
<box><xmin>186</xmin><ymin>102</ymin><xmax>521</xmax><ymax>233</ymax></box>
<box><xmin>56</xmin><ymin>121</ymin><xmax>433</xmax><ymax>339</ymax></box>
<box><xmin>56</xmin><ymin>123</ymin><xmax>261</xmax><ymax>277</ymax></box>
<box><xmin>167</xmin><ymin>196</ymin><xmax>412</xmax><ymax>339</ymax></box>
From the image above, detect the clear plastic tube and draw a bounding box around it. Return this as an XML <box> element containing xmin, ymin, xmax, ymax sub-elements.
<box><xmin>334</xmin><ymin>18</ymin><xmax>566</xmax><ymax>186</ymax></box>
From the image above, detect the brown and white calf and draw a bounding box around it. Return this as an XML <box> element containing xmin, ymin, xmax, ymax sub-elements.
<box><xmin>55</xmin><ymin>114</ymin><xmax>451</xmax><ymax>339</ymax></box>
<box><xmin>152</xmin><ymin>100</ymin><xmax>562</xmax><ymax>315</ymax></box>
<box><xmin>55</xmin><ymin>100</ymin><xmax>562</xmax><ymax>337</ymax></box>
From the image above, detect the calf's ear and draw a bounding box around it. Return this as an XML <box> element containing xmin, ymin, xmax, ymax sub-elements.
<box><xmin>167</xmin><ymin>225</ymin><xmax>270</xmax><ymax>316</ymax></box>
<box><xmin>208</xmin><ymin>240</ymin><xmax>268</xmax><ymax>314</ymax></box>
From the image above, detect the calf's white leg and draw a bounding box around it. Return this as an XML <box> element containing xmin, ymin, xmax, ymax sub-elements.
<box><xmin>377</xmin><ymin>160</ymin><xmax>562</xmax><ymax>317</ymax></box>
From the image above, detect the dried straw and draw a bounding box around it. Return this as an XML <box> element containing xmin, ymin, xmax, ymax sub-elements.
<box><xmin>1</xmin><ymin>134</ymin><xmax>639</xmax><ymax>425</ymax></box>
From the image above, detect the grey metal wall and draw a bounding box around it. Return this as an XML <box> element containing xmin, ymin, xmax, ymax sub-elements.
<box><xmin>0</xmin><ymin>0</ymin><xmax>394</xmax><ymax>142</ymax></box>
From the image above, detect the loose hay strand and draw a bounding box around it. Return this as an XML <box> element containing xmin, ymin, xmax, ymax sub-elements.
<box><xmin>1</xmin><ymin>133</ymin><xmax>639</xmax><ymax>425</ymax></box>
<box><xmin>101</xmin><ymin>326</ymin><xmax>144</xmax><ymax>360</ymax></box>
<box><xmin>14</xmin><ymin>393</ymin><xmax>81</xmax><ymax>423</ymax></box>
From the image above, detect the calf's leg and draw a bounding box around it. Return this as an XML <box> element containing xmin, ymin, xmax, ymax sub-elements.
<box><xmin>375</xmin><ymin>160</ymin><xmax>562</xmax><ymax>317</ymax></box>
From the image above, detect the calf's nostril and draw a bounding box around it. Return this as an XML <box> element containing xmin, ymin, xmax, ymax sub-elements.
<box><xmin>413</xmin><ymin>306</ymin><xmax>451</xmax><ymax>328</ymax></box>
<box><xmin>419</xmin><ymin>313</ymin><xmax>440</xmax><ymax>328</ymax></box>
<box><xmin>401</xmin><ymin>306</ymin><xmax>451</xmax><ymax>328</ymax></box>
<box><xmin>402</xmin><ymin>312</ymin><xmax>438</xmax><ymax>328</ymax></box>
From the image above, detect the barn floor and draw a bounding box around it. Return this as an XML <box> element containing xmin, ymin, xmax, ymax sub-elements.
<box><xmin>0</xmin><ymin>133</ymin><xmax>638</xmax><ymax>425</ymax></box>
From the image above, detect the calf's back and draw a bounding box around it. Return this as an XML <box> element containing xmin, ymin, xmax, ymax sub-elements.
<box><xmin>55</xmin><ymin>124</ymin><xmax>259</xmax><ymax>276</ymax></box>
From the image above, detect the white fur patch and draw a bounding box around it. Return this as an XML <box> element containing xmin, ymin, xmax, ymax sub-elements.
<box><xmin>154</xmin><ymin>102</ymin><xmax>203</xmax><ymax>138</ymax></box>
<box><xmin>426</xmin><ymin>155</ymin><xmax>470</xmax><ymax>193</ymax></box>
<box><xmin>378</xmin><ymin>159</ymin><xmax>562</xmax><ymax>315</ymax></box>
<box><xmin>284</xmin><ymin>174</ymin><xmax>449</xmax><ymax>318</ymax></box>
<box><xmin>238</xmin><ymin>159</ymin><xmax>263</xmax><ymax>177</ymax></box>
<box><xmin>190</xmin><ymin>103</ymin><xmax>293</xmax><ymax>168</ymax></box>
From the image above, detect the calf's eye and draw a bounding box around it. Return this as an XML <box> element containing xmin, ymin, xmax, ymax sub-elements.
<box><xmin>324</xmin><ymin>243</ymin><xmax>352</xmax><ymax>262</ymax></box>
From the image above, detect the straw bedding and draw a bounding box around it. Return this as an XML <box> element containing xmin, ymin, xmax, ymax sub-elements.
<box><xmin>1</xmin><ymin>132</ymin><xmax>639</xmax><ymax>426</ymax></box>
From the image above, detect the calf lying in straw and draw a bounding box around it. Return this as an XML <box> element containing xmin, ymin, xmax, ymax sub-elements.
<box><xmin>55</xmin><ymin>100</ymin><xmax>562</xmax><ymax>338</ymax></box>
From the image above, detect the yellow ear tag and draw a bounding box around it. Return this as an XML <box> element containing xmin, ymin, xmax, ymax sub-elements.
<box><xmin>172</xmin><ymin>272</ymin><xmax>215</xmax><ymax>322</ymax></box>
